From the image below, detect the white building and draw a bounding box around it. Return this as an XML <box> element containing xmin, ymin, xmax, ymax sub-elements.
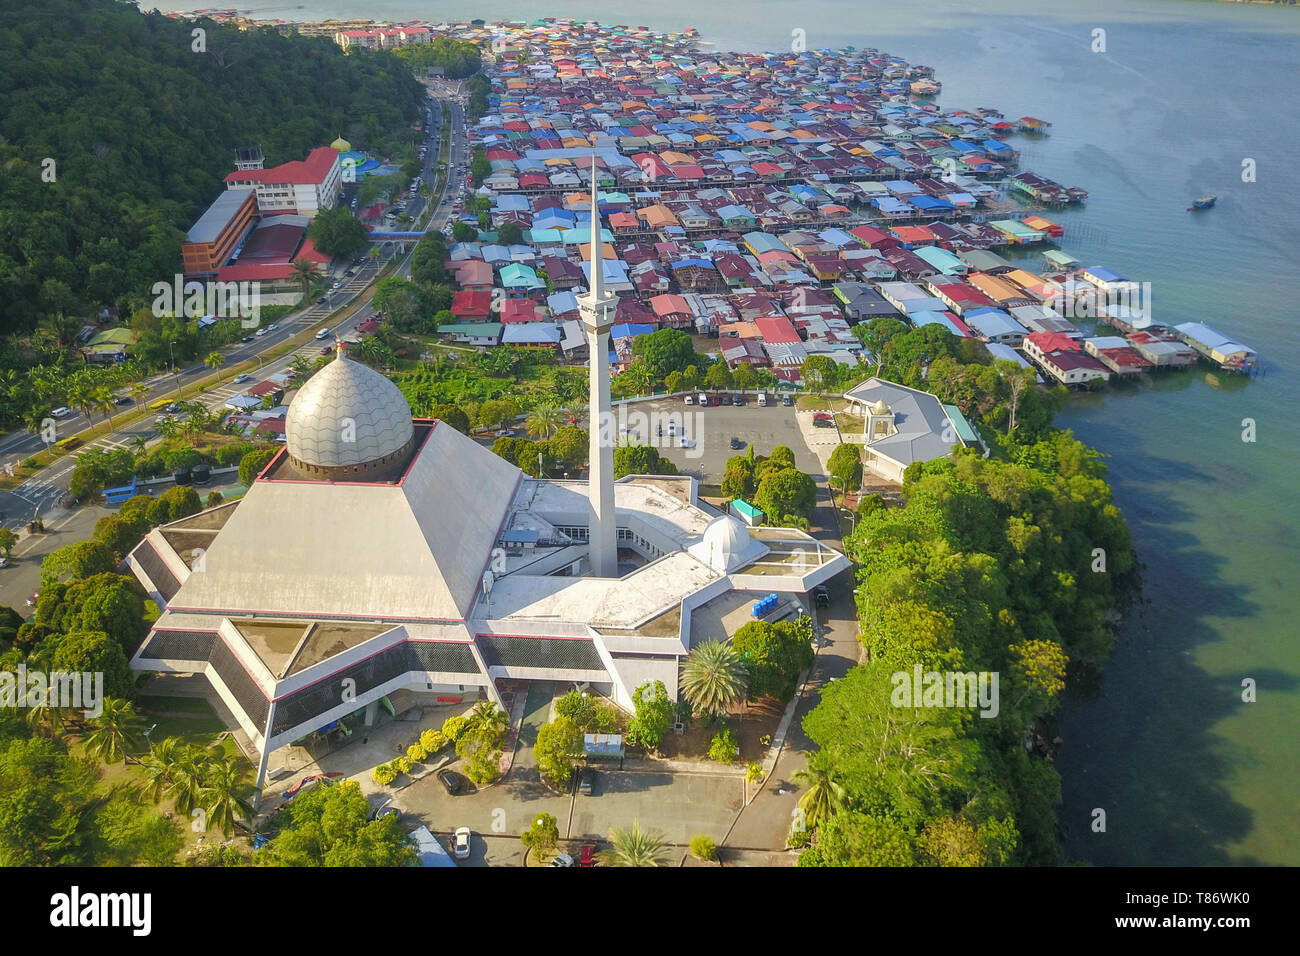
<box><xmin>125</xmin><ymin>351</ymin><xmax>848</xmax><ymax>795</ymax></box>
<box><xmin>224</xmin><ymin>147</ymin><xmax>342</xmax><ymax>218</ymax></box>
<box><xmin>841</xmin><ymin>377</ymin><xmax>981</xmax><ymax>484</ymax></box>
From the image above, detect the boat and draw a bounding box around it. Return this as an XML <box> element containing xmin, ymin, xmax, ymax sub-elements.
<box><xmin>1188</xmin><ymin>194</ymin><xmax>1216</xmax><ymax>211</ymax></box>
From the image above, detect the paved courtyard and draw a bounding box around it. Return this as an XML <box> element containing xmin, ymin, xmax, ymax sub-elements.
<box><xmin>615</xmin><ymin>396</ymin><xmax>831</xmax><ymax>485</ymax></box>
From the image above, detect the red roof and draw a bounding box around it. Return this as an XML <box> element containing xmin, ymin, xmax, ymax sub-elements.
<box><xmin>1027</xmin><ymin>332</ymin><xmax>1082</xmax><ymax>353</ymax></box>
<box><xmin>451</xmin><ymin>289</ymin><xmax>493</xmax><ymax>318</ymax></box>
<box><xmin>500</xmin><ymin>299</ymin><xmax>538</xmax><ymax>323</ymax></box>
<box><xmin>225</xmin><ymin>147</ymin><xmax>338</xmax><ymax>187</ymax></box>
<box><xmin>754</xmin><ymin>315</ymin><xmax>801</xmax><ymax>344</ymax></box>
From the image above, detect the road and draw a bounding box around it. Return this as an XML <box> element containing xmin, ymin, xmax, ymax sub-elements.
<box><xmin>0</xmin><ymin>80</ymin><xmax>470</xmax><ymax>527</ymax></box>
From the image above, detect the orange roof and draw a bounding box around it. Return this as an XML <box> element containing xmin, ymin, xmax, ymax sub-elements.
<box><xmin>637</xmin><ymin>204</ymin><xmax>679</xmax><ymax>228</ymax></box>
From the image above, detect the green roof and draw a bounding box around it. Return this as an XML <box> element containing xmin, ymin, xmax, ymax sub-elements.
<box><xmin>941</xmin><ymin>404</ymin><xmax>980</xmax><ymax>445</ymax></box>
<box><xmin>438</xmin><ymin>323</ymin><xmax>502</xmax><ymax>338</ymax></box>
<box><xmin>86</xmin><ymin>328</ymin><xmax>137</xmax><ymax>348</ymax></box>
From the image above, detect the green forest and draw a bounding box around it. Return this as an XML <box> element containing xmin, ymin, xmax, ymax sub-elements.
<box><xmin>0</xmin><ymin>0</ymin><xmax>425</xmax><ymax>338</ymax></box>
<box><xmin>792</xmin><ymin>322</ymin><xmax>1137</xmax><ymax>866</ymax></box>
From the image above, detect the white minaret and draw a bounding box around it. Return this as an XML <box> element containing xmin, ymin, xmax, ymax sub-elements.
<box><xmin>577</xmin><ymin>159</ymin><xmax>618</xmax><ymax>578</ymax></box>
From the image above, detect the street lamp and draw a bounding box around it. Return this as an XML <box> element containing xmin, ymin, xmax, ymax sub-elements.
<box><xmin>829</xmin><ymin>475</ymin><xmax>845</xmax><ymax>509</ymax></box>
<box><xmin>168</xmin><ymin>341</ymin><xmax>182</xmax><ymax>400</ymax></box>
<box><xmin>840</xmin><ymin>508</ymin><xmax>856</xmax><ymax>535</ymax></box>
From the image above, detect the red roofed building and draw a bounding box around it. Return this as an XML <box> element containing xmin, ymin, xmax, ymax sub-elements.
<box><xmin>500</xmin><ymin>298</ymin><xmax>538</xmax><ymax>323</ymax></box>
<box><xmin>451</xmin><ymin>290</ymin><xmax>494</xmax><ymax>322</ymax></box>
<box><xmin>224</xmin><ymin>147</ymin><xmax>342</xmax><ymax>217</ymax></box>
<box><xmin>754</xmin><ymin>315</ymin><xmax>801</xmax><ymax>344</ymax></box>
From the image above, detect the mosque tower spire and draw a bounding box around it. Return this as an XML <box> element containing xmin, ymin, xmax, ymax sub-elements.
<box><xmin>576</xmin><ymin>155</ymin><xmax>618</xmax><ymax>578</ymax></box>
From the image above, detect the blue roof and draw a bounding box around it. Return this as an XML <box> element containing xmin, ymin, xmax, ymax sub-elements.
<box><xmin>1085</xmin><ymin>266</ymin><xmax>1127</xmax><ymax>283</ymax></box>
<box><xmin>611</xmin><ymin>322</ymin><xmax>655</xmax><ymax>340</ymax></box>
<box><xmin>965</xmin><ymin>309</ymin><xmax>1027</xmax><ymax>338</ymax></box>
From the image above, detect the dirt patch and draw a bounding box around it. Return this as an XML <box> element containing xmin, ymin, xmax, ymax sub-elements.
<box><xmin>651</xmin><ymin>697</ymin><xmax>785</xmax><ymax>766</ymax></box>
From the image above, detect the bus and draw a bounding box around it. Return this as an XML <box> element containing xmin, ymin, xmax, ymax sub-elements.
<box><xmin>148</xmin><ymin>397</ymin><xmax>172</xmax><ymax>411</ymax></box>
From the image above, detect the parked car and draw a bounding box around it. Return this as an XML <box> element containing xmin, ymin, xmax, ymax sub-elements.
<box><xmin>729</xmin><ymin>437</ymin><xmax>746</xmax><ymax>450</ymax></box>
<box><xmin>814</xmin><ymin>585</ymin><xmax>831</xmax><ymax>608</ymax></box>
<box><xmin>683</xmin><ymin>394</ymin><xmax>694</xmax><ymax>405</ymax></box>
<box><xmin>578</xmin><ymin>766</ymin><xmax>596</xmax><ymax>795</ymax></box>
<box><xmin>757</xmin><ymin>392</ymin><xmax>768</xmax><ymax>407</ymax></box>
<box><xmin>438</xmin><ymin>769</ymin><xmax>468</xmax><ymax>795</ymax></box>
<box><xmin>548</xmin><ymin>852</ymin><xmax>575</xmax><ymax>867</ymax></box>
<box><xmin>453</xmin><ymin>827</ymin><xmax>472</xmax><ymax>860</ymax></box>
<box><xmin>579</xmin><ymin>842</ymin><xmax>597</xmax><ymax>867</ymax></box>
<box><xmin>732</xmin><ymin>394</ymin><xmax>745</xmax><ymax>406</ymax></box>
<box><xmin>678</xmin><ymin>438</ymin><xmax>697</xmax><ymax>449</ymax></box>
<box><xmin>812</xmin><ymin>412</ymin><xmax>834</xmax><ymax>428</ymax></box>
<box><xmin>26</xmin><ymin>591</ymin><xmax>39</xmax><ymax>607</ymax></box>
<box><xmin>782</xmin><ymin>394</ymin><xmax>795</xmax><ymax>407</ymax></box>
<box><xmin>0</xmin><ymin>558</ymin><xmax>10</xmax><ymax>569</ymax></box>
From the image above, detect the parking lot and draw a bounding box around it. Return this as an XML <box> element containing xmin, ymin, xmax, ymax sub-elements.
<box><xmin>611</xmin><ymin>395</ymin><xmax>833</xmax><ymax>485</ymax></box>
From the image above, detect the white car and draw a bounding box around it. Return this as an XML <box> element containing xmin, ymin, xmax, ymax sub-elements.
<box><xmin>50</xmin><ymin>406</ymin><xmax>72</xmax><ymax>418</ymax></box>
<box><xmin>453</xmin><ymin>827</ymin><xmax>471</xmax><ymax>860</ymax></box>
<box><xmin>232</xmin><ymin>374</ymin><xmax>251</xmax><ymax>384</ymax></box>
<box><xmin>679</xmin><ymin>438</ymin><xmax>697</xmax><ymax>449</ymax></box>
<box><xmin>255</xmin><ymin>328</ymin><xmax>269</xmax><ymax>337</ymax></box>
<box><xmin>315</xmin><ymin>329</ymin><xmax>331</xmax><ymax>340</ymax></box>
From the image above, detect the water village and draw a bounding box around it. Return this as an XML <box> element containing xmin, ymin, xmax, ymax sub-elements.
<box><xmin>183</xmin><ymin>13</ymin><xmax>1260</xmax><ymax>385</ymax></box>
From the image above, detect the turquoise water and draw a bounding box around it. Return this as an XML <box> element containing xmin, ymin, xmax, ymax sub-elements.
<box><xmin>191</xmin><ymin>0</ymin><xmax>1300</xmax><ymax>864</ymax></box>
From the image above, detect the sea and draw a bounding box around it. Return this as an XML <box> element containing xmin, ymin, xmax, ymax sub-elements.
<box><xmin>168</xmin><ymin>0</ymin><xmax>1300</xmax><ymax>865</ymax></box>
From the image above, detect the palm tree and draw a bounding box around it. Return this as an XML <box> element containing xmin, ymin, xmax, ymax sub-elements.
<box><xmin>525</xmin><ymin>404</ymin><xmax>565</xmax><ymax>440</ymax></box>
<box><xmin>291</xmin><ymin>258</ymin><xmax>316</xmax><ymax>300</ymax></box>
<box><xmin>24</xmin><ymin>697</ymin><xmax>66</xmax><ymax>735</ymax></box>
<box><xmin>199</xmin><ymin>754</ymin><xmax>252</xmax><ymax>837</ymax></box>
<box><xmin>468</xmin><ymin>701</ymin><xmax>508</xmax><ymax>741</ymax></box>
<box><xmin>679</xmin><ymin>640</ymin><xmax>748</xmax><ymax>719</ymax></box>
<box><xmin>154</xmin><ymin>417</ymin><xmax>181</xmax><ymax>441</ymax></box>
<box><xmin>84</xmin><ymin>698</ymin><xmax>144</xmax><ymax>764</ymax></box>
<box><xmin>205</xmin><ymin>351</ymin><xmax>226</xmax><ymax>382</ymax></box>
<box><xmin>597</xmin><ymin>820</ymin><xmax>668</xmax><ymax>867</ymax></box>
<box><xmin>163</xmin><ymin>745</ymin><xmax>208</xmax><ymax>815</ymax></box>
<box><xmin>129</xmin><ymin>382</ymin><xmax>151</xmax><ymax>406</ymax></box>
<box><xmin>92</xmin><ymin>385</ymin><xmax>116</xmax><ymax>429</ymax></box>
<box><xmin>130</xmin><ymin>434</ymin><xmax>149</xmax><ymax>454</ymax></box>
<box><xmin>791</xmin><ymin>750</ymin><xmax>847</xmax><ymax>830</ymax></box>
<box><xmin>290</xmin><ymin>356</ymin><xmax>313</xmax><ymax>379</ymax></box>
<box><xmin>139</xmin><ymin>737</ymin><xmax>184</xmax><ymax>802</ymax></box>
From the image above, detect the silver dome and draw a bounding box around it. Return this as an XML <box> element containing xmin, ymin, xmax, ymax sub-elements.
<box><xmin>284</xmin><ymin>355</ymin><xmax>414</xmax><ymax>469</ymax></box>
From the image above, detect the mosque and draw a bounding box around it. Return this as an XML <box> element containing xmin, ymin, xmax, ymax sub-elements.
<box><xmin>124</xmin><ymin>176</ymin><xmax>848</xmax><ymax>792</ymax></box>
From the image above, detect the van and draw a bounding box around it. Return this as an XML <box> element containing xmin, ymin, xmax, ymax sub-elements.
<box><xmin>683</xmin><ymin>394</ymin><xmax>694</xmax><ymax>405</ymax></box>
<box><xmin>50</xmin><ymin>406</ymin><xmax>72</xmax><ymax>419</ymax></box>
<box><xmin>757</xmin><ymin>392</ymin><xmax>768</xmax><ymax>407</ymax></box>
<box><xmin>698</xmin><ymin>392</ymin><xmax>708</xmax><ymax>406</ymax></box>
